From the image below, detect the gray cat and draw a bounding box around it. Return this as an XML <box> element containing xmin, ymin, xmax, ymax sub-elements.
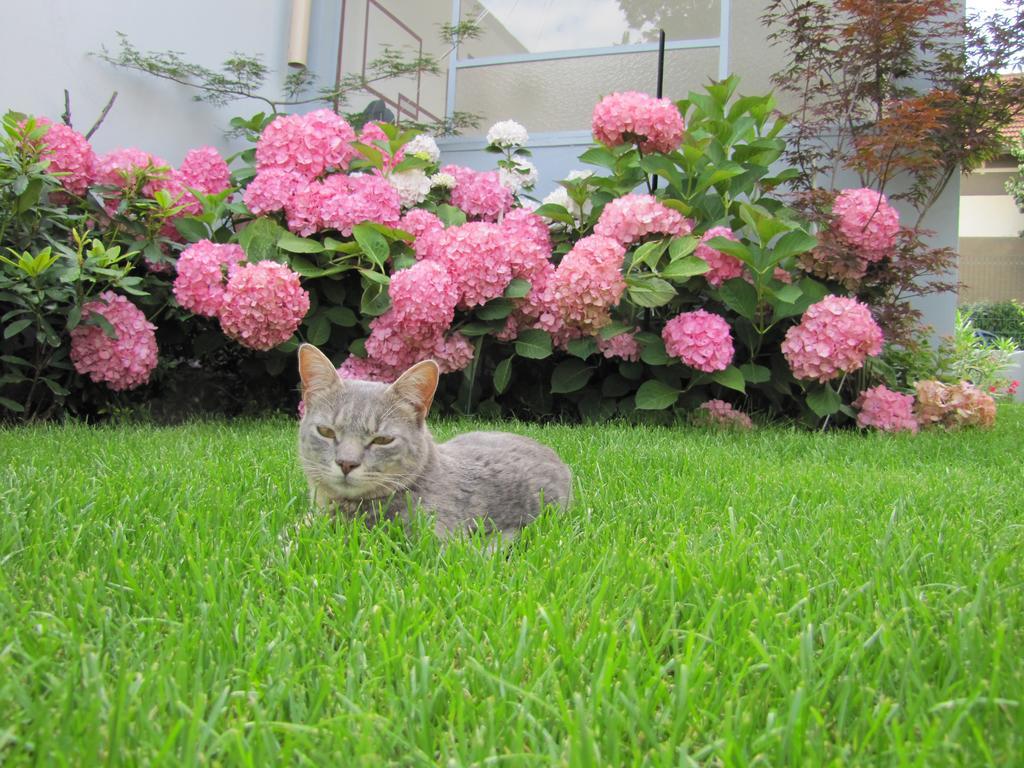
<box><xmin>297</xmin><ymin>344</ymin><xmax>572</xmax><ymax>539</ymax></box>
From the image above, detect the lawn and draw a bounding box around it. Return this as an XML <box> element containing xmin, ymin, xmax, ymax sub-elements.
<box><xmin>1</xmin><ymin>409</ymin><xmax>1022</xmax><ymax>766</ymax></box>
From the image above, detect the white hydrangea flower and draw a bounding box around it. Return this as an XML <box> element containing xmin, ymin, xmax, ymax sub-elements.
<box><xmin>429</xmin><ymin>172</ymin><xmax>456</xmax><ymax>189</ymax></box>
<box><xmin>542</xmin><ymin>186</ymin><xmax>571</xmax><ymax>209</ymax></box>
<box><xmin>389</xmin><ymin>169</ymin><xmax>432</xmax><ymax>208</ymax></box>
<box><xmin>486</xmin><ymin>120</ymin><xmax>529</xmax><ymax>149</ymax></box>
<box><xmin>404</xmin><ymin>134</ymin><xmax>440</xmax><ymax>163</ymax></box>
<box><xmin>499</xmin><ymin>159</ymin><xmax>539</xmax><ymax>192</ymax></box>
<box><xmin>541</xmin><ymin>173</ymin><xmax>593</xmax><ymax>225</ymax></box>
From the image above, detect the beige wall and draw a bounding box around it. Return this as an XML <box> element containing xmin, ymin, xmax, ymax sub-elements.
<box><xmin>959</xmin><ymin>156</ymin><xmax>1024</xmax><ymax>303</ymax></box>
<box><xmin>959</xmin><ymin>237</ymin><xmax>1024</xmax><ymax>303</ymax></box>
<box><xmin>336</xmin><ymin>1</ymin><xmax>452</xmax><ymax>124</ymax></box>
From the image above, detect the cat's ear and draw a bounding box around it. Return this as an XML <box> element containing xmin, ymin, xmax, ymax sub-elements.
<box><xmin>389</xmin><ymin>359</ymin><xmax>439</xmax><ymax>421</ymax></box>
<box><xmin>298</xmin><ymin>344</ymin><xmax>341</xmax><ymax>399</ymax></box>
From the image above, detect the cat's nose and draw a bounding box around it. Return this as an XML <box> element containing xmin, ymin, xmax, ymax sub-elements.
<box><xmin>338</xmin><ymin>460</ymin><xmax>360</xmax><ymax>475</ymax></box>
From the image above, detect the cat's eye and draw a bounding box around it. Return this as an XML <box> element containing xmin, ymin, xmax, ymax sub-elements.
<box><xmin>316</xmin><ymin>425</ymin><xmax>336</xmax><ymax>440</ymax></box>
<box><xmin>371</xmin><ymin>435</ymin><xmax>394</xmax><ymax>446</ymax></box>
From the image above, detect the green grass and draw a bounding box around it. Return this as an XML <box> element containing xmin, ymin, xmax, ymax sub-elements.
<box><xmin>1</xmin><ymin>409</ymin><xmax>1023</xmax><ymax>766</ymax></box>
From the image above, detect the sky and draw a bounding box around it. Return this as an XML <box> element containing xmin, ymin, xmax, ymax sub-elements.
<box><xmin>966</xmin><ymin>0</ymin><xmax>1017</xmax><ymax>17</ymax></box>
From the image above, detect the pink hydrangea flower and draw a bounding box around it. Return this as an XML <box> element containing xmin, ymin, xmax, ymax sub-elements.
<box><xmin>442</xmin><ymin>164</ymin><xmax>513</xmax><ymax>221</ymax></box>
<box><xmin>914</xmin><ymin>380</ymin><xmax>997</xmax><ymax>429</ymax></box>
<box><xmin>593</xmin><ymin>194</ymin><xmax>692</xmax><ymax>246</ymax></box>
<box><xmin>696</xmin><ymin>226</ymin><xmax>745</xmax><ymax>287</ymax></box>
<box><xmin>597</xmin><ymin>331</ymin><xmax>640</xmax><ymax>362</ymax></box>
<box><xmin>853</xmin><ymin>385</ymin><xmax>918</xmax><ymax>433</ymax></box>
<box><xmin>244</xmin><ymin>168</ymin><xmax>306</xmax><ymax>216</ymax></box>
<box><xmin>318</xmin><ymin>173</ymin><xmax>401</xmax><ymax>236</ymax></box>
<box><xmin>388</xmin><ymin>259</ymin><xmax>460</xmax><ymax>333</ymax></box>
<box><xmin>592</xmin><ymin>91</ymin><xmax>685</xmax><ymax>154</ymax></box>
<box><xmin>662</xmin><ymin>309</ymin><xmax>734</xmax><ymax>372</ymax></box>
<box><xmin>781</xmin><ymin>295</ymin><xmax>884</xmax><ymax>383</ymax></box>
<box><xmin>547</xmin><ymin>235</ymin><xmax>627</xmax><ymax>335</ymax></box>
<box><xmin>338</xmin><ymin>355</ymin><xmax>393</xmax><ymax>382</ymax></box>
<box><xmin>179</xmin><ymin>146</ymin><xmax>231</xmax><ymax>194</ymax></box>
<box><xmin>219</xmin><ymin>261</ymin><xmax>310</xmax><ymax>351</ymax></box>
<box><xmin>284</xmin><ymin>180</ymin><xmax>325</xmax><ymax>236</ymax></box>
<box><xmin>94</xmin><ymin>148</ymin><xmax>168</xmax><ymax>189</ymax></box>
<box><xmin>399</xmin><ymin>209</ymin><xmax>445</xmax><ymax>243</ymax></box>
<box><xmin>832</xmin><ymin>188</ymin><xmax>900</xmax><ymax>261</ymax></box>
<box><xmin>255</xmin><ymin>110</ymin><xmax>357</xmax><ymax>178</ymax></box>
<box><xmin>426</xmin><ymin>222</ymin><xmax>513</xmax><ymax>309</ymax></box>
<box><xmin>695</xmin><ymin>399</ymin><xmax>754</xmax><ymax>430</ymax></box>
<box><xmin>70</xmin><ymin>292</ymin><xmax>158</xmax><ymax>391</ymax></box>
<box><xmin>501</xmin><ymin>209</ymin><xmax>554</xmax><ymax>288</ymax></box>
<box><xmin>33</xmin><ymin>117</ymin><xmax>95</xmax><ymax>195</ymax></box>
<box><xmin>432</xmin><ymin>332</ymin><xmax>475</xmax><ymax>373</ymax></box>
<box><xmin>173</xmin><ymin>240</ymin><xmax>246</xmax><ymax>317</ymax></box>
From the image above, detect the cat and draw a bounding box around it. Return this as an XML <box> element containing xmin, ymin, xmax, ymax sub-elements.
<box><xmin>296</xmin><ymin>344</ymin><xmax>572</xmax><ymax>540</ymax></box>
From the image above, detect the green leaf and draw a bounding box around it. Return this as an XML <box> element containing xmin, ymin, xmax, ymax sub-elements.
<box><xmin>626</xmin><ymin>275</ymin><xmax>676</xmax><ymax>308</ymax></box>
<box><xmin>0</xmin><ymin>396</ymin><xmax>25</xmax><ymax>413</ymax></box>
<box><xmin>359</xmin><ymin>221</ymin><xmax>414</xmax><ymax>242</ymax></box>
<box><xmin>459</xmin><ymin>321</ymin><xmax>503</xmax><ymax>337</ymax></box>
<box><xmin>639</xmin><ymin>337</ymin><xmax>670</xmax><ymax>366</ymax></box>
<box><xmin>238</xmin><ymin>217</ymin><xmax>287</xmax><ymax>262</ymax></box>
<box><xmin>769</xmin><ymin>230</ymin><xmax>817</xmax><ymax>264</ymax></box>
<box><xmin>711</xmin><ymin>365</ymin><xmax>745</xmax><ymax>393</ymax></box>
<box><xmin>493</xmin><ymin>357</ymin><xmax>513</xmax><ymax>394</ymax></box>
<box><xmin>706</xmin><ymin>236</ymin><xmax>751</xmax><ymax>263</ymax></box>
<box><xmin>4</xmin><ymin>318</ymin><xmax>32</xmax><ymax>339</ymax></box>
<box><xmin>635</xmin><ymin>380</ymin><xmax>679</xmax><ymax>410</ymax></box>
<box><xmin>476</xmin><ymin>298</ymin><xmax>515</xmax><ymax>321</ymax></box>
<box><xmin>358</xmin><ymin>269</ymin><xmax>390</xmax><ymax>286</ymax></box>
<box><xmin>806</xmin><ymin>384</ymin><xmax>841</xmax><ymax>417</ymax></box>
<box><xmin>41</xmin><ymin>377</ymin><xmax>70</xmax><ymax>396</ymax></box>
<box><xmin>65</xmin><ymin>305</ymin><xmax>82</xmax><ymax>332</ymax></box>
<box><xmin>503</xmin><ymin>278</ymin><xmax>532</xmax><ymax>299</ymax></box>
<box><xmin>324</xmin><ymin>306</ymin><xmax>357</xmax><ymax>326</ymax></box>
<box><xmin>305</xmin><ymin>313</ymin><xmax>331</xmax><ymax>346</ymax></box>
<box><xmin>360</xmin><ymin>286</ymin><xmax>391</xmax><ymax>317</ymax></box>
<box><xmin>322</xmin><ymin>237</ymin><xmax>361</xmax><ymax>254</ymax></box>
<box><xmin>668</xmin><ymin>236</ymin><xmax>698</xmax><ymax>260</ymax></box>
<box><xmin>551</xmin><ymin>359</ymin><xmax>593</xmax><ymax>394</ymax></box>
<box><xmin>566</xmin><ymin>337</ymin><xmax>597</xmax><ymax>359</ymax></box>
<box><xmin>278</xmin><ymin>231</ymin><xmax>325</xmax><ymax>254</ymax></box>
<box><xmin>16</xmin><ymin>178</ymin><xmax>42</xmax><ymax>213</ymax></box>
<box><xmin>739</xmin><ymin>363</ymin><xmax>771</xmax><ymax>383</ymax></box>
<box><xmin>774</xmin><ymin>284</ymin><xmax>802</xmax><ymax>304</ymax></box>
<box><xmin>514</xmin><ymin>329</ymin><xmax>552</xmax><ymax>359</ymax></box>
<box><xmin>436</xmin><ymin>204</ymin><xmax>467</xmax><ymax>227</ymax></box>
<box><xmin>174</xmin><ymin>217</ymin><xmax>209</xmax><ymax>243</ymax></box>
<box><xmin>631</xmin><ymin>239</ymin><xmax>670</xmax><ymax>271</ymax></box>
<box><xmin>352</xmin><ymin>223</ymin><xmax>390</xmax><ymax>267</ymax></box>
<box><xmin>661</xmin><ymin>255</ymin><xmax>710</xmax><ymax>280</ymax></box>
<box><xmin>600</xmin><ymin>321</ymin><xmax>634</xmax><ymax>340</ymax></box>
<box><xmin>533</xmin><ymin>204</ymin><xmax>574</xmax><ymax>225</ymax></box>
<box><xmin>639</xmin><ymin>155</ymin><xmax>684</xmax><ymax>191</ymax></box>
<box><xmin>579</xmin><ymin>146</ymin><xmax>618</xmax><ymax>170</ymax></box>
<box><xmin>717</xmin><ymin>278</ymin><xmax>758</xmax><ymax>320</ymax></box>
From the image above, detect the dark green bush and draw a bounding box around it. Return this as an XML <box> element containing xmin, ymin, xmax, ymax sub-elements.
<box><xmin>962</xmin><ymin>301</ymin><xmax>1024</xmax><ymax>346</ymax></box>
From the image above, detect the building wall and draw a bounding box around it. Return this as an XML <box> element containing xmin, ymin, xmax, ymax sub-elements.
<box><xmin>958</xmin><ymin>157</ymin><xmax>1024</xmax><ymax>304</ymax></box>
<box><xmin>0</xmin><ymin>0</ymin><xmax>961</xmax><ymax>337</ymax></box>
<box><xmin>0</xmin><ymin>1</ymin><xmax>297</xmax><ymax>163</ymax></box>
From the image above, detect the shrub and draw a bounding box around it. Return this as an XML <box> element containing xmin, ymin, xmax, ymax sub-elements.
<box><xmin>1</xmin><ymin>76</ymin><xmax>1006</xmax><ymax>430</ymax></box>
<box><xmin>961</xmin><ymin>300</ymin><xmax>1024</xmax><ymax>347</ymax></box>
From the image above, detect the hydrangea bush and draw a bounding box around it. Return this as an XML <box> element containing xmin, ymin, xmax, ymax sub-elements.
<box><xmin>0</xmin><ymin>79</ymin><xmax>1001</xmax><ymax>429</ymax></box>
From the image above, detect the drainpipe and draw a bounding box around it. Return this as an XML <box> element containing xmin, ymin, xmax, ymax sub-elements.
<box><xmin>288</xmin><ymin>0</ymin><xmax>312</xmax><ymax>68</ymax></box>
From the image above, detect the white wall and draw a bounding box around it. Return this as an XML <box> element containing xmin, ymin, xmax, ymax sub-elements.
<box><xmin>0</xmin><ymin>1</ymin><xmax>298</xmax><ymax>163</ymax></box>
